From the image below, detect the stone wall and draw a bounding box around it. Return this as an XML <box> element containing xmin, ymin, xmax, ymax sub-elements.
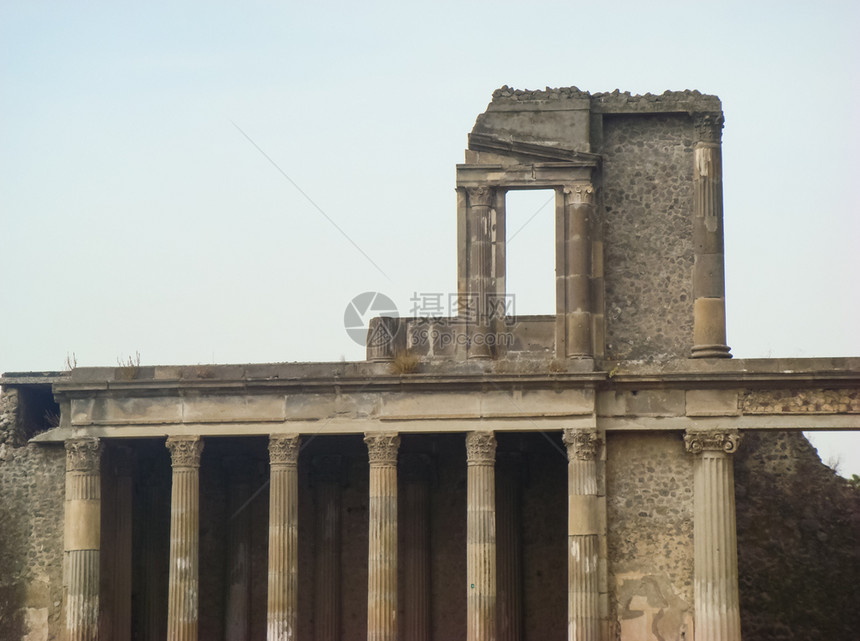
<box><xmin>600</xmin><ymin>114</ymin><xmax>696</xmax><ymax>361</ymax></box>
<box><xmin>735</xmin><ymin>431</ymin><xmax>860</xmax><ymax>641</ymax></box>
<box><xmin>0</xmin><ymin>387</ymin><xmax>65</xmax><ymax>640</ymax></box>
<box><xmin>606</xmin><ymin>431</ymin><xmax>695</xmax><ymax>640</ymax></box>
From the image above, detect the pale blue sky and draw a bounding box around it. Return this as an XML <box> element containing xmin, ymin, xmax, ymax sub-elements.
<box><xmin>1</xmin><ymin>1</ymin><xmax>858</xmax><ymax>473</ymax></box>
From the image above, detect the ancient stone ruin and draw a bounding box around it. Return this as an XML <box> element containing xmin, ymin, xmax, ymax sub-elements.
<box><xmin>1</xmin><ymin>86</ymin><xmax>858</xmax><ymax>641</ymax></box>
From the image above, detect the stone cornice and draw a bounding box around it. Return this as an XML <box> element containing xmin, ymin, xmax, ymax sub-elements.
<box><xmin>467</xmin><ymin>133</ymin><xmax>602</xmax><ymax>164</ymax></box>
<box><xmin>45</xmin><ymin>357</ymin><xmax>860</xmax><ymax>399</ymax></box>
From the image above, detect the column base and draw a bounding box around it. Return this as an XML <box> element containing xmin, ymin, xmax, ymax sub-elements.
<box><xmin>690</xmin><ymin>344</ymin><xmax>732</xmax><ymax>359</ymax></box>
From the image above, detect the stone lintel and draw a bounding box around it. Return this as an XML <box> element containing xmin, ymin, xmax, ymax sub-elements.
<box><xmin>686</xmin><ymin>389</ymin><xmax>741</xmax><ymax>417</ymax></box>
<box><xmin>456</xmin><ymin>163</ymin><xmax>596</xmax><ymax>189</ymax></box>
<box><xmin>30</xmin><ymin>410</ymin><xmax>860</xmax><ymax>444</ymax></box>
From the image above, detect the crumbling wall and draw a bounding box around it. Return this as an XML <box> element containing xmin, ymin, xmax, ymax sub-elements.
<box><xmin>0</xmin><ymin>387</ymin><xmax>65</xmax><ymax>640</ymax></box>
<box><xmin>735</xmin><ymin>431</ymin><xmax>860</xmax><ymax>641</ymax></box>
<box><xmin>600</xmin><ymin>114</ymin><xmax>696</xmax><ymax>361</ymax></box>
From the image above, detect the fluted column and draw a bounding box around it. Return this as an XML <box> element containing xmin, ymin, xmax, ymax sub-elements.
<box><xmin>462</xmin><ymin>186</ymin><xmax>500</xmax><ymax>359</ymax></box>
<box><xmin>166</xmin><ymin>435</ymin><xmax>204</xmax><ymax>641</ymax></box>
<box><xmin>691</xmin><ymin>112</ymin><xmax>731</xmax><ymax>358</ymax></box>
<box><xmin>559</xmin><ymin>182</ymin><xmax>595</xmax><ymax>358</ymax></box>
<box><xmin>64</xmin><ymin>437</ymin><xmax>103</xmax><ymax>641</ymax></box>
<box><xmin>496</xmin><ymin>452</ymin><xmax>523</xmax><ymax>641</ymax></box>
<box><xmin>313</xmin><ymin>455</ymin><xmax>342</xmax><ymax>641</ymax></box>
<box><xmin>267</xmin><ymin>435</ymin><xmax>301</xmax><ymax>641</ymax></box>
<box><xmin>563</xmin><ymin>429</ymin><xmax>601</xmax><ymax>641</ymax></box>
<box><xmin>466</xmin><ymin>431</ymin><xmax>497</xmax><ymax>641</ymax></box>
<box><xmin>365</xmin><ymin>433</ymin><xmax>401</xmax><ymax>641</ymax></box>
<box><xmin>685</xmin><ymin>430</ymin><xmax>742</xmax><ymax>641</ymax></box>
<box><xmin>401</xmin><ymin>454</ymin><xmax>432</xmax><ymax>641</ymax></box>
<box><xmin>225</xmin><ymin>458</ymin><xmax>252</xmax><ymax>641</ymax></box>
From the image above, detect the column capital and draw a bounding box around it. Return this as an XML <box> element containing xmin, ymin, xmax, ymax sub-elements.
<box><xmin>269</xmin><ymin>434</ymin><xmax>301</xmax><ymax>467</ymax></box>
<box><xmin>693</xmin><ymin>111</ymin><xmax>724</xmax><ymax>144</ymax></box>
<box><xmin>365</xmin><ymin>432</ymin><xmax>401</xmax><ymax>466</ymax></box>
<box><xmin>166</xmin><ymin>435</ymin><xmax>204</xmax><ymax>469</ymax></box>
<box><xmin>65</xmin><ymin>437</ymin><xmax>102</xmax><ymax>472</ymax></box>
<box><xmin>465</xmin><ymin>185</ymin><xmax>494</xmax><ymax>208</ymax></box>
<box><xmin>684</xmin><ymin>429</ymin><xmax>741</xmax><ymax>455</ymax></box>
<box><xmin>562</xmin><ymin>428</ymin><xmax>602</xmax><ymax>461</ymax></box>
<box><xmin>563</xmin><ymin>181</ymin><xmax>595</xmax><ymax>205</ymax></box>
<box><xmin>466</xmin><ymin>431</ymin><xmax>497</xmax><ymax>465</ymax></box>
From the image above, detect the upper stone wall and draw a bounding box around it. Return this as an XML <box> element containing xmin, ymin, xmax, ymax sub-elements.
<box><xmin>467</xmin><ymin>86</ymin><xmax>724</xmax><ymax>361</ymax></box>
<box><xmin>489</xmin><ymin>85</ymin><xmax>721</xmax><ymax>113</ymax></box>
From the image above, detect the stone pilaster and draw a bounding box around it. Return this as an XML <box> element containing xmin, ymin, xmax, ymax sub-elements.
<box><xmin>466</xmin><ymin>431</ymin><xmax>497</xmax><ymax>641</ymax></box>
<box><xmin>365</xmin><ymin>433</ymin><xmax>401</xmax><ymax>641</ymax></box>
<box><xmin>225</xmin><ymin>458</ymin><xmax>252</xmax><ymax>641</ymax></box>
<box><xmin>496</xmin><ymin>453</ymin><xmax>524</xmax><ymax>641</ymax></box>
<box><xmin>313</xmin><ymin>455</ymin><xmax>342</xmax><ymax>641</ymax></box>
<box><xmin>267</xmin><ymin>435</ymin><xmax>301</xmax><ymax>641</ymax></box>
<box><xmin>463</xmin><ymin>186</ymin><xmax>500</xmax><ymax>359</ymax></box>
<box><xmin>64</xmin><ymin>437</ymin><xmax>103</xmax><ymax>641</ymax></box>
<box><xmin>559</xmin><ymin>182</ymin><xmax>594</xmax><ymax>358</ymax></box>
<box><xmin>563</xmin><ymin>429</ymin><xmax>602</xmax><ymax>641</ymax></box>
<box><xmin>684</xmin><ymin>430</ymin><xmax>742</xmax><ymax>641</ymax></box>
<box><xmin>166</xmin><ymin>435</ymin><xmax>204</xmax><ymax>641</ymax></box>
<box><xmin>401</xmin><ymin>454</ymin><xmax>432</xmax><ymax>641</ymax></box>
<box><xmin>691</xmin><ymin>112</ymin><xmax>731</xmax><ymax>358</ymax></box>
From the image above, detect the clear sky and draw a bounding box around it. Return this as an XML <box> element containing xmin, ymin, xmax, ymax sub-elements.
<box><xmin>1</xmin><ymin>1</ymin><xmax>858</xmax><ymax>474</ymax></box>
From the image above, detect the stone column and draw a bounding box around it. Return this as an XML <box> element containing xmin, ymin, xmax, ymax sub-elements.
<box><xmin>365</xmin><ymin>433</ymin><xmax>401</xmax><ymax>641</ymax></box>
<box><xmin>466</xmin><ymin>431</ymin><xmax>497</xmax><ymax>641</ymax></box>
<box><xmin>166</xmin><ymin>435</ymin><xmax>204</xmax><ymax>641</ymax></box>
<box><xmin>462</xmin><ymin>186</ymin><xmax>499</xmax><ymax>359</ymax></box>
<box><xmin>266</xmin><ymin>435</ymin><xmax>301</xmax><ymax>641</ymax></box>
<box><xmin>685</xmin><ymin>430</ymin><xmax>742</xmax><ymax>641</ymax></box>
<box><xmin>563</xmin><ymin>429</ymin><xmax>601</xmax><ymax>641</ymax></box>
<box><xmin>496</xmin><ymin>453</ymin><xmax>523</xmax><ymax>641</ymax></box>
<box><xmin>64</xmin><ymin>437</ymin><xmax>103</xmax><ymax>641</ymax></box>
<box><xmin>401</xmin><ymin>454</ymin><xmax>432</xmax><ymax>641</ymax></box>
<box><xmin>225</xmin><ymin>458</ymin><xmax>252</xmax><ymax>641</ymax></box>
<box><xmin>558</xmin><ymin>182</ymin><xmax>594</xmax><ymax>359</ymax></box>
<box><xmin>691</xmin><ymin>112</ymin><xmax>732</xmax><ymax>358</ymax></box>
<box><xmin>313</xmin><ymin>455</ymin><xmax>342</xmax><ymax>641</ymax></box>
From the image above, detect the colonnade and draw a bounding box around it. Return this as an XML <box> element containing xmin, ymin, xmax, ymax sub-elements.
<box><xmin>63</xmin><ymin>428</ymin><xmax>742</xmax><ymax>641</ymax></box>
